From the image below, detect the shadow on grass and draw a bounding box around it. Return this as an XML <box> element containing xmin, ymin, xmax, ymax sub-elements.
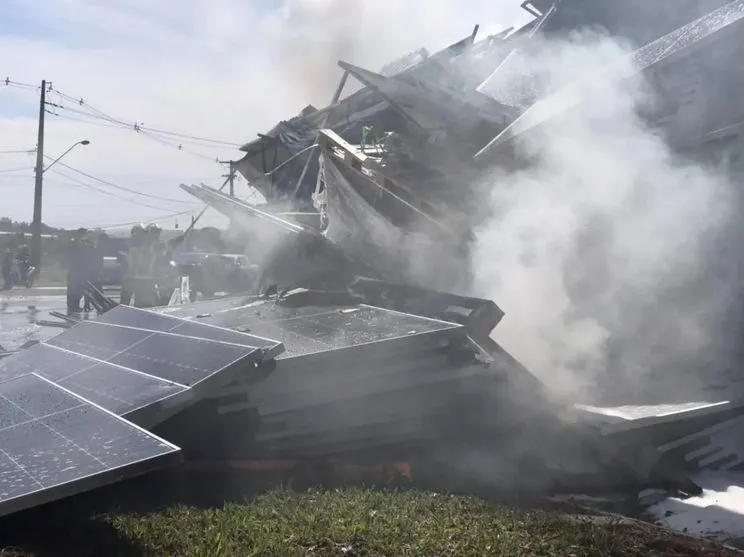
<box><xmin>0</xmin><ymin>468</ymin><xmax>374</xmax><ymax>557</ymax></box>
<box><xmin>0</xmin><ymin>467</ymin><xmax>720</xmax><ymax>557</ymax></box>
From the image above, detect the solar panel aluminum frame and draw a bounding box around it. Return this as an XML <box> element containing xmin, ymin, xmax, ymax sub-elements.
<box><xmin>575</xmin><ymin>400</ymin><xmax>744</xmax><ymax>436</ymax></box>
<box><xmin>253</xmin><ymin>361</ymin><xmax>492</xmax><ymax>420</ymax></box>
<box><xmin>256</xmin><ymin>377</ymin><xmax>486</xmax><ymax>445</ymax></box>
<box><xmin>267</xmin><ymin>420</ymin><xmax>443</xmax><ymax>458</ymax></box>
<box><xmin>0</xmin><ymin>374</ymin><xmax>181</xmax><ymax>518</ymax></box>
<box><xmin>44</xmin><ymin>322</ymin><xmax>283</xmax><ymax>429</ymax></box>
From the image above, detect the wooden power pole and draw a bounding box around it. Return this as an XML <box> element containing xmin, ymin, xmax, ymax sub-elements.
<box><xmin>218</xmin><ymin>160</ymin><xmax>237</xmax><ymax>197</ymax></box>
<box><xmin>31</xmin><ymin>79</ymin><xmax>46</xmax><ymax>268</ymax></box>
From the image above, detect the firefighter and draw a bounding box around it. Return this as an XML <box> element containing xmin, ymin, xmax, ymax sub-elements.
<box><xmin>144</xmin><ymin>224</ymin><xmax>173</xmax><ymax>305</ymax></box>
<box><xmin>2</xmin><ymin>249</ymin><xmax>12</xmax><ymax>290</ymax></box>
<box><xmin>80</xmin><ymin>236</ymin><xmax>100</xmax><ymax>312</ymax></box>
<box><xmin>125</xmin><ymin>223</ymin><xmax>162</xmax><ymax>307</ymax></box>
<box><xmin>153</xmin><ymin>240</ymin><xmax>176</xmax><ymax>305</ymax></box>
<box><xmin>15</xmin><ymin>244</ymin><xmax>30</xmax><ymax>285</ymax></box>
<box><xmin>66</xmin><ymin>236</ymin><xmax>84</xmax><ymax>313</ymax></box>
<box><xmin>120</xmin><ymin>224</ymin><xmax>145</xmax><ymax>306</ymax></box>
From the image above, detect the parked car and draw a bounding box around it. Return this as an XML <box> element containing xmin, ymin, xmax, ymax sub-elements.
<box><xmin>172</xmin><ymin>252</ymin><xmax>258</xmax><ymax>300</ymax></box>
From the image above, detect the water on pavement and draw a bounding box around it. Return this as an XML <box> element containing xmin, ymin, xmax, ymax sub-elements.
<box><xmin>0</xmin><ymin>291</ymin><xmax>70</xmax><ymax>351</ymax></box>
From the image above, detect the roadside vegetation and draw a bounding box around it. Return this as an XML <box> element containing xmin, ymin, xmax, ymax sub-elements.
<box><xmin>0</xmin><ymin>488</ymin><xmax>738</xmax><ymax>556</ymax></box>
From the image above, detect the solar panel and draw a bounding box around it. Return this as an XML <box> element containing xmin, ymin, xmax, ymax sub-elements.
<box><xmin>47</xmin><ymin>321</ymin><xmax>265</xmax><ymax>386</ymax></box>
<box><xmin>0</xmin><ymin>342</ymin><xmax>181</xmax><ymax>425</ymax></box>
<box><xmin>632</xmin><ymin>0</ymin><xmax>744</xmax><ymax>71</ymax></box>
<box><xmin>96</xmin><ymin>305</ymin><xmax>282</xmax><ymax>355</ymax></box>
<box><xmin>475</xmin><ymin>0</ymin><xmax>744</xmax><ymax>157</ymax></box>
<box><xmin>0</xmin><ymin>314</ymin><xmax>282</xmax><ymax>427</ymax></box>
<box><xmin>0</xmin><ymin>372</ymin><xmax>180</xmax><ymax>517</ymax></box>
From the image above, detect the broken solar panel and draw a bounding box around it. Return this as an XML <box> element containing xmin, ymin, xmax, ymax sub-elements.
<box><xmin>575</xmin><ymin>400</ymin><xmax>739</xmax><ymax>434</ymax></box>
<box><xmin>164</xmin><ymin>303</ymin><xmax>463</xmax><ymax>360</ymax></box>
<box><xmin>96</xmin><ymin>305</ymin><xmax>282</xmax><ymax>356</ymax></box>
<box><xmin>0</xmin><ymin>372</ymin><xmax>180</xmax><ymax>517</ymax></box>
<box><xmin>475</xmin><ymin>0</ymin><xmax>744</xmax><ymax>157</ymax></box>
<box><xmin>632</xmin><ymin>0</ymin><xmax>744</xmax><ymax>70</ymax></box>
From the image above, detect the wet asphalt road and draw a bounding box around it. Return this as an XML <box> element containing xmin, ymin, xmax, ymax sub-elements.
<box><xmin>0</xmin><ymin>286</ymin><xmax>118</xmax><ymax>351</ymax></box>
<box><xmin>0</xmin><ymin>292</ymin><xmax>67</xmax><ymax>351</ymax></box>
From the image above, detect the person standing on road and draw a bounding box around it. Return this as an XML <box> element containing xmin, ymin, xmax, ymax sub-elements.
<box><xmin>120</xmin><ymin>224</ymin><xmax>145</xmax><ymax>306</ymax></box>
<box><xmin>66</xmin><ymin>236</ymin><xmax>83</xmax><ymax>312</ymax></box>
<box><xmin>81</xmin><ymin>236</ymin><xmax>99</xmax><ymax>312</ymax></box>
<box><xmin>15</xmin><ymin>244</ymin><xmax>30</xmax><ymax>285</ymax></box>
<box><xmin>2</xmin><ymin>249</ymin><xmax>13</xmax><ymax>290</ymax></box>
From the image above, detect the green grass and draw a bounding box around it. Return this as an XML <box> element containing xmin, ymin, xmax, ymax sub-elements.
<box><xmin>1</xmin><ymin>488</ymin><xmax>737</xmax><ymax>557</ymax></box>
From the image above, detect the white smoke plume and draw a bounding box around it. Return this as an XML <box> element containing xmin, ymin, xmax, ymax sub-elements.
<box><xmin>263</xmin><ymin>0</ymin><xmax>528</xmax><ymax>107</ymax></box>
<box><xmin>471</xmin><ymin>33</ymin><xmax>736</xmax><ymax>403</ymax></box>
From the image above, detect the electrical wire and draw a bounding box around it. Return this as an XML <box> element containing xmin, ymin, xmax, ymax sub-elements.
<box><xmin>50</xmin><ymin>87</ymin><xmax>242</xmax><ymax>147</ymax></box>
<box><xmin>54</xmin><ymin>209</ymin><xmax>197</xmax><ymax>231</ymax></box>
<box><xmin>0</xmin><ymin>166</ymin><xmax>33</xmax><ymax>174</ymax></box>
<box><xmin>1</xmin><ymin>78</ymin><xmax>39</xmax><ymax>91</ymax></box>
<box><xmin>44</xmin><ymin>109</ymin><xmax>124</xmax><ymax>130</ymax></box>
<box><xmin>4</xmin><ymin>77</ymin><xmax>240</xmax><ymax>163</ymax></box>
<box><xmin>46</xmin><ymin>167</ymin><xmax>200</xmax><ymax>212</ymax></box>
<box><xmin>47</xmin><ymin>87</ymin><xmax>241</xmax><ymax>161</ymax></box>
<box><xmin>44</xmin><ymin>102</ymin><xmax>227</xmax><ymax>162</ymax></box>
<box><xmin>135</xmin><ymin>129</ymin><xmax>221</xmax><ymax>162</ymax></box>
<box><xmin>46</xmin><ymin>158</ymin><xmax>197</xmax><ymax>205</ymax></box>
<box><xmin>0</xmin><ymin>149</ymin><xmax>34</xmax><ymax>155</ymax></box>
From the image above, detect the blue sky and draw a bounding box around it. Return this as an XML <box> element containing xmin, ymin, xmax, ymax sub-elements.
<box><xmin>0</xmin><ymin>0</ymin><xmax>528</xmax><ymax>229</ymax></box>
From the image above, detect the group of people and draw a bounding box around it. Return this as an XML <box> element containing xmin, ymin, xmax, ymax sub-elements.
<box><xmin>2</xmin><ymin>244</ymin><xmax>31</xmax><ymax>290</ymax></box>
<box><xmin>66</xmin><ymin>231</ymin><xmax>103</xmax><ymax>313</ymax></box>
<box><xmin>120</xmin><ymin>222</ymin><xmax>176</xmax><ymax>307</ymax></box>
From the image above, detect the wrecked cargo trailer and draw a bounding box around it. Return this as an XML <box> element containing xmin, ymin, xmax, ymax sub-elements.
<box><xmin>183</xmin><ymin>180</ymin><xmax>470</xmax><ymax>293</ymax></box>
<box><xmin>232</xmin><ymin>27</ymin><xmax>520</xmax><ymax>207</ymax></box>
<box><xmin>181</xmin><ymin>183</ymin><xmax>381</xmax><ymax>291</ymax></box>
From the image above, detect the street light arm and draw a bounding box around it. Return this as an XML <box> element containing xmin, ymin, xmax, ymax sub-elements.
<box><xmin>42</xmin><ymin>140</ymin><xmax>90</xmax><ymax>174</ymax></box>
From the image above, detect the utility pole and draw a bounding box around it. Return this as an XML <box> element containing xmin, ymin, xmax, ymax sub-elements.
<box><xmin>31</xmin><ymin>79</ymin><xmax>46</xmax><ymax>268</ymax></box>
<box><xmin>220</xmin><ymin>161</ymin><xmax>236</xmax><ymax>197</ymax></box>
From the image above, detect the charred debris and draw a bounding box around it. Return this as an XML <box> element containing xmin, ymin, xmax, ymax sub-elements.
<box><xmin>4</xmin><ymin>0</ymin><xmax>744</xmax><ymax>519</ymax></box>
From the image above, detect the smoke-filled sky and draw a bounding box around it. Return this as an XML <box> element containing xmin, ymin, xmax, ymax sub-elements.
<box><xmin>0</xmin><ymin>0</ymin><xmax>530</xmax><ymax>230</ymax></box>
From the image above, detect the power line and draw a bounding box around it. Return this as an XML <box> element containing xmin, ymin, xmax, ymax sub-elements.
<box><xmin>0</xmin><ymin>166</ymin><xmax>33</xmax><ymax>174</ymax></box>
<box><xmin>53</xmin><ymin>208</ymin><xmax>197</xmax><ymax>230</ymax></box>
<box><xmin>50</xmin><ymin>87</ymin><xmax>242</xmax><ymax>147</ymax></box>
<box><xmin>0</xmin><ymin>149</ymin><xmax>34</xmax><ymax>155</ymax></box>
<box><xmin>45</xmin><ymin>102</ymin><xmax>227</xmax><ymax>162</ymax></box>
<box><xmin>135</xmin><ymin>129</ymin><xmax>221</xmax><ymax>162</ymax></box>
<box><xmin>46</xmin><ymin>158</ymin><xmax>197</xmax><ymax>205</ymax></box>
<box><xmin>45</xmin><ymin>105</ymin><xmax>226</xmax><ymax>160</ymax></box>
<box><xmin>44</xmin><ymin>109</ymin><xmax>123</xmax><ymax>130</ymax></box>
<box><xmin>46</xmin><ymin>167</ymin><xmax>200</xmax><ymax>212</ymax></box>
<box><xmin>47</xmin><ymin>87</ymin><xmax>242</xmax><ymax>157</ymax></box>
<box><xmin>1</xmin><ymin>78</ymin><xmax>39</xmax><ymax>91</ymax></box>
<box><xmin>3</xmin><ymin>77</ymin><xmax>241</xmax><ymax>164</ymax></box>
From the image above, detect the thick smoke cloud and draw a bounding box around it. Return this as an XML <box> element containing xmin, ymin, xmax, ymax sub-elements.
<box><xmin>265</xmin><ymin>0</ymin><xmax>528</xmax><ymax>107</ymax></box>
<box><xmin>472</xmin><ymin>33</ymin><xmax>737</xmax><ymax>403</ymax></box>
